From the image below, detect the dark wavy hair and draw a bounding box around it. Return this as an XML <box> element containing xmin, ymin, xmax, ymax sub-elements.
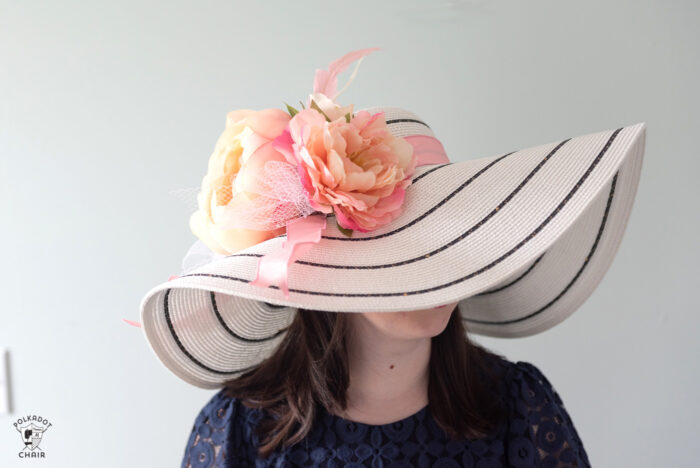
<box><xmin>222</xmin><ymin>304</ymin><xmax>507</xmax><ymax>459</ymax></box>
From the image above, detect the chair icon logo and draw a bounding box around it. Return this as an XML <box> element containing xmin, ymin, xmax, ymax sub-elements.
<box><xmin>13</xmin><ymin>415</ymin><xmax>52</xmax><ymax>459</ymax></box>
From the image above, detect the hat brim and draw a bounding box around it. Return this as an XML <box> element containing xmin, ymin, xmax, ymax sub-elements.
<box><xmin>140</xmin><ymin>107</ymin><xmax>646</xmax><ymax>388</ymax></box>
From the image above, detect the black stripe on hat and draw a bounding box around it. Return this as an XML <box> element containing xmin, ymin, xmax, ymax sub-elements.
<box><xmin>210</xmin><ymin>292</ymin><xmax>288</xmax><ymax>342</ymax></box>
<box><xmin>163</xmin><ymin>288</ymin><xmax>266</xmax><ymax>375</ymax></box>
<box><xmin>180</xmin><ymin>127</ymin><xmax>622</xmax><ymax>297</ymax></box>
<box><xmin>411</xmin><ymin>163</ymin><xmax>453</xmax><ymax>184</ymax></box>
<box><xmin>474</xmin><ymin>253</ymin><xmax>546</xmax><ymax>296</ymax></box>
<box><xmin>463</xmin><ymin>169</ymin><xmax>619</xmax><ymax>325</ymax></box>
<box><xmin>386</xmin><ymin>118</ymin><xmax>430</xmax><ymax>128</ymax></box>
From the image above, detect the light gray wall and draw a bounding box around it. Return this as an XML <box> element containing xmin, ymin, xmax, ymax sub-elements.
<box><xmin>1</xmin><ymin>1</ymin><xmax>697</xmax><ymax>466</ymax></box>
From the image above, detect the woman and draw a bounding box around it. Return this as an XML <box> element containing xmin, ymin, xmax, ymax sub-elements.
<box><xmin>181</xmin><ymin>303</ymin><xmax>590</xmax><ymax>466</ymax></box>
<box><xmin>136</xmin><ymin>48</ymin><xmax>644</xmax><ymax>468</ymax></box>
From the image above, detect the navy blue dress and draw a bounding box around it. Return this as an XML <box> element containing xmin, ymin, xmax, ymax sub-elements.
<box><xmin>181</xmin><ymin>356</ymin><xmax>590</xmax><ymax>467</ymax></box>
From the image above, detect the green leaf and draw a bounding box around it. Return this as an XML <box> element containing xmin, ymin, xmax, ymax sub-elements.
<box><xmin>344</xmin><ymin>112</ymin><xmax>351</xmax><ymax>123</ymax></box>
<box><xmin>283</xmin><ymin>102</ymin><xmax>299</xmax><ymax>117</ymax></box>
<box><xmin>335</xmin><ymin>217</ymin><xmax>353</xmax><ymax>237</ymax></box>
<box><xmin>310</xmin><ymin>99</ymin><xmax>332</xmax><ymax>122</ymax></box>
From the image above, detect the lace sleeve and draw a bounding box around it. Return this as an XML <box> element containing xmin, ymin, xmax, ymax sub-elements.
<box><xmin>505</xmin><ymin>361</ymin><xmax>591</xmax><ymax>467</ymax></box>
<box><xmin>181</xmin><ymin>389</ymin><xmax>237</xmax><ymax>468</ymax></box>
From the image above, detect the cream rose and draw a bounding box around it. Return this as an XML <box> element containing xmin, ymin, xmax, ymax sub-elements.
<box><xmin>189</xmin><ymin>108</ymin><xmax>291</xmax><ymax>254</ymax></box>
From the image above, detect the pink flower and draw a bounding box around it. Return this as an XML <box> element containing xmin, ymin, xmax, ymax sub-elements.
<box><xmin>274</xmin><ymin>108</ymin><xmax>417</xmax><ymax>232</ymax></box>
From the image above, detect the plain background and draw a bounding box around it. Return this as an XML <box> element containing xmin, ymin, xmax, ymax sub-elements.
<box><xmin>1</xmin><ymin>0</ymin><xmax>698</xmax><ymax>466</ymax></box>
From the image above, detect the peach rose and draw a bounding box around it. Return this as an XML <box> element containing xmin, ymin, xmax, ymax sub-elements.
<box><xmin>275</xmin><ymin>108</ymin><xmax>417</xmax><ymax>232</ymax></box>
<box><xmin>189</xmin><ymin>108</ymin><xmax>292</xmax><ymax>254</ymax></box>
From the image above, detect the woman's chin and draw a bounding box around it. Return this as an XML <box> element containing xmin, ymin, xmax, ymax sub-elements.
<box><xmin>358</xmin><ymin>303</ymin><xmax>459</xmax><ymax>340</ymax></box>
<box><xmin>395</xmin><ymin>308</ymin><xmax>454</xmax><ymax>338</ymax></box>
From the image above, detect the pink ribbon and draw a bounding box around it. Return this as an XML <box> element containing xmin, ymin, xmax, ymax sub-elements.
<box><xmin>249</xmin><ymin>213</ymin><xmax>327</xmax><ymax>299</ymax></box>
<box><xmin>122</xmin><ymin>318</ymin><xmax>142</xmax><ymax>328</ymax></box>
<box><xmin>249</xmin><ymin>133</ymin><xmax>449</xmax><ymax>298</ymax></box>
<box><xmin>405</xmin><ymin>134</ymin><xmax>450</xmax><ymax>166</ymax></box>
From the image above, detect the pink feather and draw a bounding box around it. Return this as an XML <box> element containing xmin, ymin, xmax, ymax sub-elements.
<box><xmin>312</xmin><ymin>47</ymin><xmax>380</xmax><ymax>98</ymax></box>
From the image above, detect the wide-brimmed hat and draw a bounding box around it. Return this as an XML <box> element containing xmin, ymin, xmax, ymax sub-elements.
<box><xmin>138</xmin><ymin>50</ymin><xmax>646</xmax><ymax>389</ymax></box>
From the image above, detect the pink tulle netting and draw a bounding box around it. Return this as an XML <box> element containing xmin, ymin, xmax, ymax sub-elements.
<box><xmin>210</xmin><ymin>159</ymin><xmax>317</xmax><ymax>231</ymax></box>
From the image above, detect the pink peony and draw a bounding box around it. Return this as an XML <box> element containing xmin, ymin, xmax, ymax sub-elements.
<box><xmin>274</xmin><ymin>108</ymin><xmax>417</xmax><ymax>232</ymax></box>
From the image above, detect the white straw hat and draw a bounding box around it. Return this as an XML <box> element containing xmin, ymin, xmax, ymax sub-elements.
<box><xmin>136</xmin><ymin>49</ymin><xmax>646</xmax><ymax>388</ymax></box>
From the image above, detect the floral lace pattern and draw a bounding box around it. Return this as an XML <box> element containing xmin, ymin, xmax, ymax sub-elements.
<box><xmin>181</xmin><ymin>357</ymin><xmax>590</xmax><ymax>467</ymax></box>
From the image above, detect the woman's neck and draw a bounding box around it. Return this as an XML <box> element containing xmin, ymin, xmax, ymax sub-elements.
<box><xmin>339</xmin><ymin>313</ymin><xmax>431</xmax><ymax>425</ymax></box>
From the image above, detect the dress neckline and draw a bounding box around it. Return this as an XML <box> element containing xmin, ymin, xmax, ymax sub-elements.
<box><xmin>325</xmin><ymin>403</ymin><xmax>430</xmax><ymax>428</ymax></box>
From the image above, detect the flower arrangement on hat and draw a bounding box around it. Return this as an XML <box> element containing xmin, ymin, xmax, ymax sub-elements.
<box><xmin>188</xmin><ymin>47</ymin><xmax>418</xmax><ymax>256</ymax></box>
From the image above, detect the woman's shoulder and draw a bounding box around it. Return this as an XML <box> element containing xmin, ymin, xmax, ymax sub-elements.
<box><xmin>483</xmin><ymin>353</ymin><xmax>564</xmax><ymax>395</ymax></box>
<box><xmin>181</xmin><ymin>388</ymin><xmax>262</xmax><ymax>468</ymax></box>
<box><xmin>480</xmin><ymin>352</ymin><xmax>571</xmax><ymax>402</ymax></box>
<box><xmin>482</xmin><ymin>353</ymin><xmax>592</xmax><ymax>467</ymax></box>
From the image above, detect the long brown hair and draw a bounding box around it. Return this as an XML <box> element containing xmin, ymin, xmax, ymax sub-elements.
<box><xmin>223</xmin><ymin>304</ymin><xmax>507</xmax><ymax>459</ymax></box>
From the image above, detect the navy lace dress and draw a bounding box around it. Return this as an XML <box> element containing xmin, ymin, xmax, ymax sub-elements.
<box><xmin>181</xmin><ymin>356</ymin><xmax>590</xmax><ymax>467</ymax></box>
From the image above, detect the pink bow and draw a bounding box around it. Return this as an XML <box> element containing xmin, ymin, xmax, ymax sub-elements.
<box><xmin>248</xmin><ymin>213</ymin><xmax>328</xmax><ymax>298</ymax></box>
